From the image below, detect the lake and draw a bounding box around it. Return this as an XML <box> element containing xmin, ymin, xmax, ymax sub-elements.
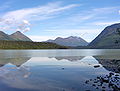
<box><xmin>0</xmin><ymin>49</ymin><xmax>120</xmax><ymax>91</ymax></box>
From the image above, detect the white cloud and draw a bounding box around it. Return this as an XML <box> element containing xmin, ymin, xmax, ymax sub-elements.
<box><xmin>2</xmin><ymin>2</ymin><xmax>79</xmax><ymax>21</ymax></box>
<box><xmin>0</xmin><ymin>2</ymin><xmax>79</xmax><ymax>32</ymax></box>
<box><xmin>0</xmin><ymin>2</ymin><xmax>79</xmax><ymax>33</ymax></box>
<box><xmin>67</xmin><ymin>6</ymin><xmax>120</xmax><ymax>23</ymax></box>
<box><xmin>23</xmin><ymin>20</ymin><xmax>30</xmax><ymax>25</ymax></box>
<box><xmin>119</xmin><ymin>10</ymin><xmax>120</xmax><ymax>14</ymax></box>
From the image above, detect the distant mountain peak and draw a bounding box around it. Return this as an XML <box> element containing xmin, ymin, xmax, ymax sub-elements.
<box><xmin>12</xmin><ymin>31</ymin><xmax>24</xmax><ymax>35</ymax></box>
<box><xmin>55</xmin><ymin>37</ymin><xmax>63</xmax><ymax>40</ymax></box>
<box><xmin>68</xmin><ymin>36</ymin><xmax>78</xmax><ymax>38</ymax></box>
<box><xmin>46</xmin><ymin>36</ymin><xmax>88</xmax><ymax>47</ymax></box>
<box><xmin>15</xmin><ymin>31</ymin><xmax>22</xmax><ymax>34</ymax></box>
<box><xmin>10</xmin><ymin>31</ymin><xmax>32</xmax><ymax>41</ymax></box>
<box><xmin>67</xmin><ymin>36</ymin><xmax>81</xmax><ymax>39</ymax></box>
<box><xmin>0</xmin><ymin>31</ymin><xmax>14</xmax><ymax>41</ymax></box>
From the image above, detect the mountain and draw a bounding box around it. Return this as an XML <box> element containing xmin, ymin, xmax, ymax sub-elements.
<box><xmin>46</xmin><ymin>36</ymin><xmax>88</xmax><ymax>47</ymax></box>
<box><xmin>89</xmin><ymin>23</ymin><xmax>120</xmax><ymax>48</ymax></box>
<box><xmin>10</xmin><ymin>31</ymin><xmax>32</xmax><ymax>41</ymax></box>
<box><xmin>0</xmin><ymin>31</ymin><xmax>32</xmax><ymax>42</ymax></box>
<box><xmin>0</xmin><ymin>31</ymin><xmax>14</xmax><ymax>41</ymax></box>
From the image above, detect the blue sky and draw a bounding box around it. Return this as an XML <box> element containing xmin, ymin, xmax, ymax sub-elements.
<box><xmin>0</xmin><ymin>0</ymin><xmax>120</xmax><ymax>42</ymax></box>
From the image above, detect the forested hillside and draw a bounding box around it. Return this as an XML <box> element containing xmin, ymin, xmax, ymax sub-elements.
<box><xmin>0</xmin><ymin>41</ymin><xmax>68</xmax><ymax>49</ymax></box>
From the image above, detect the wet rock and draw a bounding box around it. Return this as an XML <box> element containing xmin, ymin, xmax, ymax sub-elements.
<box><xmin>85</xmin><ymin>80</ymin><xmax>89</xmax><ymax>84</ymax></box>
<box><xmin>85</xmin><ymin>72</ymin><xmax>120</xmax><ymax>91</ymax></box>
<box><xmin>102</xmin><ymin>86</ymin><xmax>106</xmax><ymax>89</ymax></box>
<box><xmin>94</xmin><ymin>65</ymin><xmax>100</xmax><ymax>68</ymax></box>
<box><xmin>109</xmin><ymin>72</ymin><xmax>114</xmax><ymax>77</ymax></box>
<box><xmin>94</xmin><ymin>81</ymin><xmax>97</xmax><ymax>83</ymax></box>
<box><xmin>92</xmin><ymin>84</ymin><xmax>96</xmax><ymax>86</ymax></box>
<box><xmin>115</xmin><ymin>74</ymin><xmax>119</xmax><ymax>76</ymax></box>
<box><xmin>97</xmin><ymin>76</ymin><xmax>100</xmax><ymax>79</ymax></box>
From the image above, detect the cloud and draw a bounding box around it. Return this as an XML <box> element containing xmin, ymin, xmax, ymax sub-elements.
<box><xmin>2</xmin><ymin>2</ymin><xmax>79</xmax><ymax>21</ymax></box>
<box><xmin>66</xmin><ymin>6</ymin><xmax>120</xmax><ymax>24</ymax></box>
<box><xmin>23</xmin><ymin>27</ymin><xmax>30</xmax><ymax>33</ymax></box>
<box><xmin>17</xmin><ymin>20</ymin><xmax>31</xmax><ymax>32</ymax></box>
<box><xmin>0</xmin><ymin>2</ymin><xmax>79</xmax><ymax>32</ymax></box>
<box><xmin>0</xmin><ymin>18</ymin><xmax>31</xmax><ymax>32</ymax></box>
<box><xmin>48</xmin><ymin>6</ymin><xmax>120</xmax><ymax>29</ymax></box>
<box><xmin>23</xmin><ymin>20</ymin><xmax>30</xmax><ymax>25</ymax></box>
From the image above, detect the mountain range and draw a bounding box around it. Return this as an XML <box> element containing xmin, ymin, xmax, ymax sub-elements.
<box><xmin>46</xmin><ymin>36</ymin><xmax>88</xmax><ymax>47</ymax></box>
<box><xmin>0</xmin><ymin>31</ymin><xmax>32</xmax><ymax>41</ymax></box>
<box><xmin>1</xmin><ymin>22</ymin><xmax>120</xmax><ymax>49</ymax></box>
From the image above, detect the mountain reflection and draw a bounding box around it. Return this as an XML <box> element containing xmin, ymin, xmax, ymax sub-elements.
<box><xmin>94</xmin><ymin>56</ymin><xmax>120</xmax><ymax>73</ymax></box>
<box><xmin>0</xmin><ymin>56</ymin><xmax>119</xmax><ymax>74</ymax></box>
<box><xmin>53</xmin><ymin>56</ymin><xmax>120</xmax><ymax>73</ymax></box>
<box><xmin>0</xmin><ymin>58</ymin><xmax>31</xmax><ymax>89</ymax></box>
<box><xmin>0</xmin><ymin>57</ymin><xmax>31</xmax><ymax>78</ymax></box>
<box><xmin>0</xmin><ymin>57</ymin><xmax>31</xmax><ymax>67</ymax></box>
<box><xmin>54</xmin><ymin>56</ymin><xmax>85</xmax><ymax>62</ymax></box>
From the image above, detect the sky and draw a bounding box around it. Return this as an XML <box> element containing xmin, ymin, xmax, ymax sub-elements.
<box><xmin>0</xmin><ymin>0</ymin><xmax>120</xmax><ymax>42</ymax></box>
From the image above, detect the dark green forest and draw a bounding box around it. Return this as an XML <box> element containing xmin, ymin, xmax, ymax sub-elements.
<box><xmin>0</xmin><ymin>41</ymin><xmax>68</xmax><ymax>49</ymax></box>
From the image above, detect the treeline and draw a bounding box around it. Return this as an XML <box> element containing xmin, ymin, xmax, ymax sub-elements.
<box><xmin>0</xmin><ymin>40</ymin><xmax>68</xmax><ymax>49</ymax></box>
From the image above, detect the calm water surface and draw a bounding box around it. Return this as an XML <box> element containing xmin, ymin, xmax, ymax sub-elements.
<box><xmin>0</xmin><ymin>49</ymin><xmax>120</xmax><ymax>91</ymax></box>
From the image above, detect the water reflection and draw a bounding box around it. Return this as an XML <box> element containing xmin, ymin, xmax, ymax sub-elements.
<box><xmin>0</xmin><ymin>54</ymin><xmax>119</xmax><ymax>91</ymax></box>
<box><xmin>0</xmin><ymin>57</ymin><xmax>31</xmax><ymax>79</ymax></box>
<box><xmin>1</xmin><ymin>49</ymin><xmax>120</xmax><ymax>58</ymax></box>
<box><xmin>0</xmin><ymin>57</ymin><xmax>31</xmax><ymax>67</ymax></box>
<box><xmin>54</xmin><ymin>56</ymin><xmax>85</xmax><ymax>62</ymax></box>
